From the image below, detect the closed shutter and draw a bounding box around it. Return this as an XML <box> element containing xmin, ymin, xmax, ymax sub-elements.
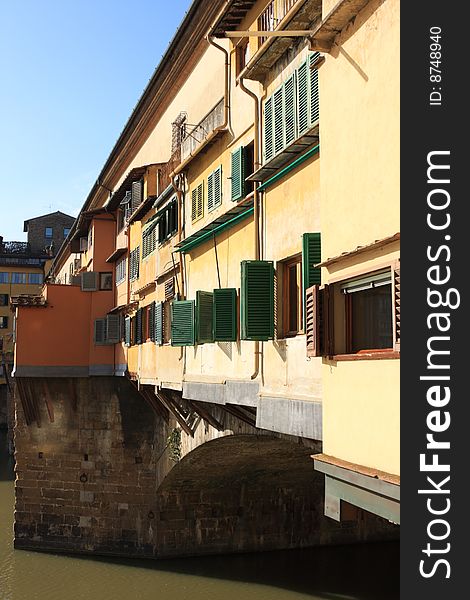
<box><xmin>309</xmin><ymin>52</ymin><xmax>320</xmax><ymax>127</ymax></box>
<box><xmin>125</xmin><ymin>316</ymin><xmax>131</xmax><ymax>347</ymax></box>
<box><xmin>81</xmin><ymin>271</ymin><xmax>99</xmax><ymax>291</ymax></box>
<box><xmin>196</xmin><ymin>291</ymin><xmax>214</xmax><ymax>344</ymax></box>
<box><xmin>213</xmin><ymin>166</ymin><xmax>222</xmax><ymax>209</ymax></box>
<box><xmin>171</xmin><ymin>300</ymin><xmax>195</xmax><ymax>346</ymax></box>
<box><xmin>231</xmin><ymin>147</ymin><xmax>245</xmax><ymax>201</ymax></box>
<box><xmin>106</xmin><ymin>315</ymin><xmax>120</xmax><ymax>344</ymax></box>
<box><xmin>136</xmin><ymin>308</ymin><xmax>143</xmax><ymax>345</ymax></box>
<box><xmin>165</xmin><ymin>278</ymin><xmax>175</xmax><ymax>300</ymax></box>
<box><xmin>131</xmin><ymin>179</ymin><xmax>143</xmax><ymax>213</ymax></box>
<box><xmin>149</xmin><ymin>302</ymin><xmax>156</xmax><ymax>342</ymax></box>
<box><xmin>240</xmin><ymin>260</ymin><xmax>274</xmax><ymax>341</ymax></box>
<box><xmin>273</xmin><ymin>87</ymin><xmax>284</xmax><ymax>156</ymax></box>
<box><xmin>284</xmin><ymin>73</ymin><xmax>297</xmax><ymax>147</ymax></box>
<box><xmin>155</xmin><ymin>301</ymin><xmax>164</xmax><ymax>345</ymax></box>
<box><xmin>94</xmin><ymin>319</ymin><xmax>106</xmax><ymax>345</ymax></box>
<box><xmin>263</xmin><ymin>96</ymin><xmax>274</xmax><ymax>163</ymax></box>
<box><xmin>213</xmin><ymin>288</ymin><xmax>237</xmax><ymax>342</ymax></box>
<box><xmin>191</xmin><ymin>182</ymin><xmax>204</xmax><ymax>221</ymax></box>
<box><xmin>392</xmin><ymin>261</ymin><xmax>400</xmax><ymax>351</ymax></box>
<box><xmin>297</xmin><ymin>60</ymin><xmax>309</xmax><ymax>136</ymax></box>
<box><xmin>207</xmin><ymin>171</ymin><xmax>215</xmax><ymax>213</ymax></box>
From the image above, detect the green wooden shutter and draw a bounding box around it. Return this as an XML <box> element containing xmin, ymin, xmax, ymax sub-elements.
<box><xmin>231</xmin><ymin>147</ymin><xmax>245</xmax><ymax>201</ymax></box>
<box><xmin>309</xmin><ymin>52</ymin><xmax>320</xmax><ymax>127</ymax></box>
<box><xmin>263</xmin><ymin>96</ymin><xmax>274</xmax><ymax>163</ymax></box>
<box><xmin>207</xmin><ymin>171</ymin><xmax>214</xmax><ymax>212</ymax></box>
<box><xmin>155</xmin><ymin>301</ymin><xmax>164</xmax><ymax>345</ymax></box>
<box><xmin>297</xmin><ymin>59</ymin><xmax>309</xmax><ymax>136</ymax></box>
<box><xmin>191</xmin><ymin>189</ymin><xmax>197</xmax><ymax>221</ymax></box>
<box><xmin>284</xmin><ymin>73</ymin><xmax>297</xmax><ymax>147</ymax></box>
<box><xmin>125</xmin><ymin>316</ymin><xmax>131</xmax><ymax>347</ymax></box>
<box><xmin>214</xmin><ymin>166</ymin><xmax>222</xmax><ymax>208</ymax></box>
<box><xmin>171</xmin><ymin>300</ymin><xmax>195</xmax><ymax>346</ymax></box>
<box><xmin>273</xmin><ymin>87</ymin><xmax>284</xmax><ymax>156</ymax></box>
<box><xmin>196</xmin><ymin>291</ymin><xmax>214</xmax><ymax>344</ymax></box>
<box><xmin>149</xmin><ymin>302</ymin><xmax>156</xmax><ymax>341</ymax></box>
<box><xmin>241</xmin><ymin>261</ymin><xmax>274</xmax><ymax>341</ymax></box>
<box><xmin>213</xmin><ymin>288</ymin><xmax>237</xmax><ymax>342</ymax></box>
<box><xmin>302</xmin><ymin>233</ymin><xmax>322</xmax><ymax>290</ymax></box>
<box><xmin>136</xmin><ymin>308</ymin><xmax>143</xmax><ymax>345</ymax></box>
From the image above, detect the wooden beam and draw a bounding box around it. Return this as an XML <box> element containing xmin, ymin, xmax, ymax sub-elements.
<box><xmin>224</xmin><ymin>30</ymin><xmax>314</xmax><ymax>38</ymax></box>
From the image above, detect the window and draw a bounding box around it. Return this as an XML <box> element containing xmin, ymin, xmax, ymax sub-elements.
<box><xmin>158</xmin><ymin>199</ymin><xmax>178</xmax><ymax>244</ymax></box>
<box><xmin>11</xmin><ymin>273</ymin><xmax>27</xmax><ymax>284</ymax></box>
<box><xmin>282</xmin><ymin>255</ymin><xmax>303</xmax><ymax>337</ymax></box>
<box><xmin>231</xmin><ymin>143</ymin><xmax>254</xmax><ymax>202</ymax></box>
<box><xmin>235</xmin><ymin>38</ymin><xmax>250</xmax><ymax>77</ymax></box>
<box><xmin>240</xmin><ymin>260</ymin><xmax>275</xmax><ymax>341</ymax></box>
<box><xmin>116</xmin><ymin>257</ymin><xmax>127</xmax><ymax>285</ymax></box>
<box><xmin>191</xmin><ymin>182</ymin><xmax>204</xmax><ymax>222</ymax></box>
<box><xmin>99</xmin><ymin>272</ymin><xmax>113</xmax><ymax>290</ymax></box>
<box><xmin>263</xmin><ymin>53</ymin><xmax>320</xmax><ymax>163</ymax></box>
<box><xmin>88</xmin><ymin>228</ymin><xmax>93</xmax><ymax>249</ymax></box>
<box><xmin>0</xmin><ymin>294</ymin><xmax>9</xmax><ymax>306</ymax></box>
<box><xmin>0</xmin><ymin>316</ymin><xmax>8</xmax><ymax>329</ymax></box>
<box><xmin>45</xmin><ymin>227</ymin><xmax>53</xmax><ymax>238</ymax></box>
<box><xmin>207</xmin><ymin>166</ymin><xmax>222</xmax><ymax>212</ymax></box>
<box><xmin>171</xmin><ymin>300</ymin><xmax>195</xmax><ymax>346</ymax></box>
<box><xmin>129</xmin><ymin>247</ymin><xmax>140</xmax><ymax>281</ymax></box>
<box><xmin>305</xmin><ymin>263</ymin><xmax>400</xmax><ymax>359</ymax></box>
<box><xmin>342</xmin><ymin>271</ymin><xmax>393</xmax><ymax>353</ymax></box>
<box><xmin>28</xmin><ymin>273</ymin><xmax>44</xmax><ymax>285</ymax></box>
<box><xmin>64</xmin><ymin>227</ymin><xmax>71</xmax><ymax>238</ymax></box>
<box><xmin>142</xmin><ymin>219</ymin><xmax>157</xmax><ymax>258</ymax></box>
<box><xmin>0</xmin><ymin>272</ymin><xmax>9</xmax><ymax>283</ymax></box>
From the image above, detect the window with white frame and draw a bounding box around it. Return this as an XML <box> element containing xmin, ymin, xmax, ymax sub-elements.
<box><xmin>116</xmin><ymin>256</ymin><xmax>127</xmax><ymax>285</ymax></box>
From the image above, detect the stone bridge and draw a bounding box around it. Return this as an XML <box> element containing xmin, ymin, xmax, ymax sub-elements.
<box><xmin>13</xmin><ymin>377</ymin><xmax>396</xmax><ymax>558</ymax></box>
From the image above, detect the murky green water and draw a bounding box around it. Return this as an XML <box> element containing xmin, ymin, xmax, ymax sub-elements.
<box><xmin>0</xmin><ymin>431</ymin><xmax>399</xmax><ymax>600</ymax></box>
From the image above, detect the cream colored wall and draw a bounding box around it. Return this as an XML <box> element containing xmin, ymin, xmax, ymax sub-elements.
<box><xmin>319</xmin><ymin>0</ymin><xmax>399</xmax><ymax>261</ymax></box>
<box><xmin>323</xmin><ymin>358</ymin><xmax>400</xmax><ymax>474</ymax></box>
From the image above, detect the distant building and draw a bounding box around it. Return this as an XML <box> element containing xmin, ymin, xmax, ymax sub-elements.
<box><xmin>23</xmin><ymin>211</ymin><xmax>75</xmax><ymax>257</ymax></box>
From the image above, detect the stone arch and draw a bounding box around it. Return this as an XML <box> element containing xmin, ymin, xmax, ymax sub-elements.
<box><xmin>152</xmin><ymin>434</ymin><xmax>358</xmax><ymax>558</ymax></box>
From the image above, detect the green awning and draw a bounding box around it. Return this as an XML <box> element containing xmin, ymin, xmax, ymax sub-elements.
<box><xmin>175</xmin><ymin>202</ymin><xmax>254</xmax><ymax>254</ymax></box>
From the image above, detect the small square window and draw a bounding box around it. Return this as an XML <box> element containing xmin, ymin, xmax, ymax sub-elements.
<box><xmin>0</xmin><ymin>316</ymin><xmax>8</xmax><ymax>329</ymax></box>
<box><xmin>0</xmin><ymin>294</ymin><xmax>8</xmax><ymax>306</ymax></box>
<box><xmin>0</xmin><ymin>273</ymin><xmax>9</xmax><ymax>284</ymax></box>
<box><xmin>64</xmin><ymin>227</ymin><xmax>71</xmax><ymax>238</ymax></box>
<box><xmin>99</xmin><ymin>272</ymin><xmax>113</xmax><ymax>290</ymax></box>
<box><xmin>45</xmin><ymin>227</ymin><xmax>53</xmax><ymax>238</ymax></box>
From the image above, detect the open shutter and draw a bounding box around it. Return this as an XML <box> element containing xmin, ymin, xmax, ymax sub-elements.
<box><xmin>155</xmin><ymin>301</ymin><xmax>164</xmax><ymax>345</ymax></box>
<box><xmin>106</xmin><ymin>315</ymin><xmax>120</xmax><ymax>344</ymax></box>
<box><xmin>302</xmin><ymin>232</ymin><xmax>321</xmax><ymax>289</ymax></box>
<box><xmin>284</xmin><ymin>73</ymin><xmax>297</xmax><ymax>147</ymax></box>
<box><xmin>231</xmin><ymin>147</ymin><xmax>245</xmax><ymax>201</ymax></box>
<box><xmin>309</xmin><ymin>52</ymin><xmax>320</xmax><ymax>127</ymax></box>
<box><xmin>191</xmin><ymin>189</ymin><xmax>197</xmax><ymax>221</ymax></box>
<box><xmin>135</xmin><ymin>308</ymin><xmax>143</xmax><ymax>345</ymax></box>
<box><xmin>207</xmin><ymin>171</ymin><xmax>214</xmax><ymax>212</ymax></box>
<box><xmin>241</xmin><ymin>260</ymin><xmax>274</xmax><ymax>341</ymax></box>
<box><xmin>125</xmin><ymin>316</ymin><xmax>131</xmax><ymax>347</ymax></box>
<box><xmin>196</xmin><ymin>291</ymin><xmax>214</xmax><ymax>344</ymax></box>
<box><xmin>306</xmin><ymin>285</ymin><xmax>322</xmax><ymax>357</ymax></box>
<box><xmin>392</xmin><ymin>261</ymin><xmax>400</xmax><ymax>351</ymax></box>
<box><xmin>214</xmin><ymin>166</ymin><xmax>222</xmax><ymax>209</ymax></box>
<box><xmin>191</xmin><ymin>183</ymin><xmax>204</xmax><ymax>221</ymax></box>
<box><xmin>94</xmin><ymin>319</ymin><xmax>106</xmax><ymax>345</ymax></box>
<box><xmin>263</xmin><ymin>96</ymin><xmax>274</xmax><ymax>163</ymax></box>
<box><xmin>131</xmin><ymin>179</ymin><xmax>143</xmax><ymax>213</ymax></box>
<box><xmin>81</xmin><ymin>271</ymin><xmax>99</xmax><ymax>291</ymax></box>
<box><xmin>171</xmin><ymin>300</ymin><xmax>195</xmax><ymax>346</ymax></box>
<box><xmin>149</xmin><ymin>302</ymin><xmax>156</xmax><ymax>342</ymax></box>
<box><xmin>213</xmin><ymin>288</ymin><xmax>237</xmax><ymax>342</ymax></box>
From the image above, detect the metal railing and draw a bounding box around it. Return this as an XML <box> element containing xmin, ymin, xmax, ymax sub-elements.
<box><xmin>181</xmin><ymin>99</ymin><xmax>225</xmax><ymax>162</ymax></box>
<box><xmin>258</xmin><ymin>0</ymin><xmax>300</xmax><ymax>47</ymax></box>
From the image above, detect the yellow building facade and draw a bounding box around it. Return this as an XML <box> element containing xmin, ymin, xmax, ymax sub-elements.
<box><xmin>17</xmin><ymin>0</ymin><xmax>400</xmax><ymax>525</ymax></box>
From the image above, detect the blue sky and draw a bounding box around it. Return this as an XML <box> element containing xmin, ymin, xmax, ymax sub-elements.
<box><xmin>0</xmin><ymin>0</ymin><xmax>192</xmax><ymax>241</ymax></box>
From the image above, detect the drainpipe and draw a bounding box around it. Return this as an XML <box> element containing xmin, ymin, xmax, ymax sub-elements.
<box><xmin>206</xmin><ymin>35</ymin><xmax>231</xmax><ymax>136</ymax></box>
<box><xmin>171</xmin><ymin>173</ymin><xmax>185</xmax><ymax>298</ymax></box>
<box><xmin>238</xmin><ymin>76</ymin><xmax>262</xmax><ymax>380</ymax></box>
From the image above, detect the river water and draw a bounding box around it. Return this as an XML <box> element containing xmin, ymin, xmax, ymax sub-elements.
<box><xmin>0</xmin><ymin>431</ymin><xmax>399</xmax><ymax>600</ymax></box>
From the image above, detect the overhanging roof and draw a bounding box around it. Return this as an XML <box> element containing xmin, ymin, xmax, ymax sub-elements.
<box><xmin>211</xmin><ymin>1</ymin><xmax>257</xmax><ymax>37</ymax></box>
<box><xmin>105</xmin><ymin>165</ymin><xmax>155</xmax><ymax>212</ymax></box>
<box><xmin>175</xmin><ymin>199</ymin><xmax>254</xmax><ymax>253</ymax></box>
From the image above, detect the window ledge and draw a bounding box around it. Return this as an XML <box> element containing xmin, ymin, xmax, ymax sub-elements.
<box><xmin>331</xmin><ymin>350</ymin><xmax>400</xmax><ymax>362</ymax></box>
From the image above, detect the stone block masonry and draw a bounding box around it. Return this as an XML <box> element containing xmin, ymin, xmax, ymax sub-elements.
<box><xmin>13</xmin><ymin>377</ymin><xmax>398</xmax><ymax>558</ymax></box>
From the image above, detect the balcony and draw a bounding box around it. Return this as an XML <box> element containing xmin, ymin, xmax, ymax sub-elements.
<box><xmin>241</xmin><ymin>0</ymin><xmax>322</xmax><ymax>82</ymax></box>
<box><xmin>181</xmin><ymin>99</ymin><xmax>226</xmax><ymax>162</ymax></box>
